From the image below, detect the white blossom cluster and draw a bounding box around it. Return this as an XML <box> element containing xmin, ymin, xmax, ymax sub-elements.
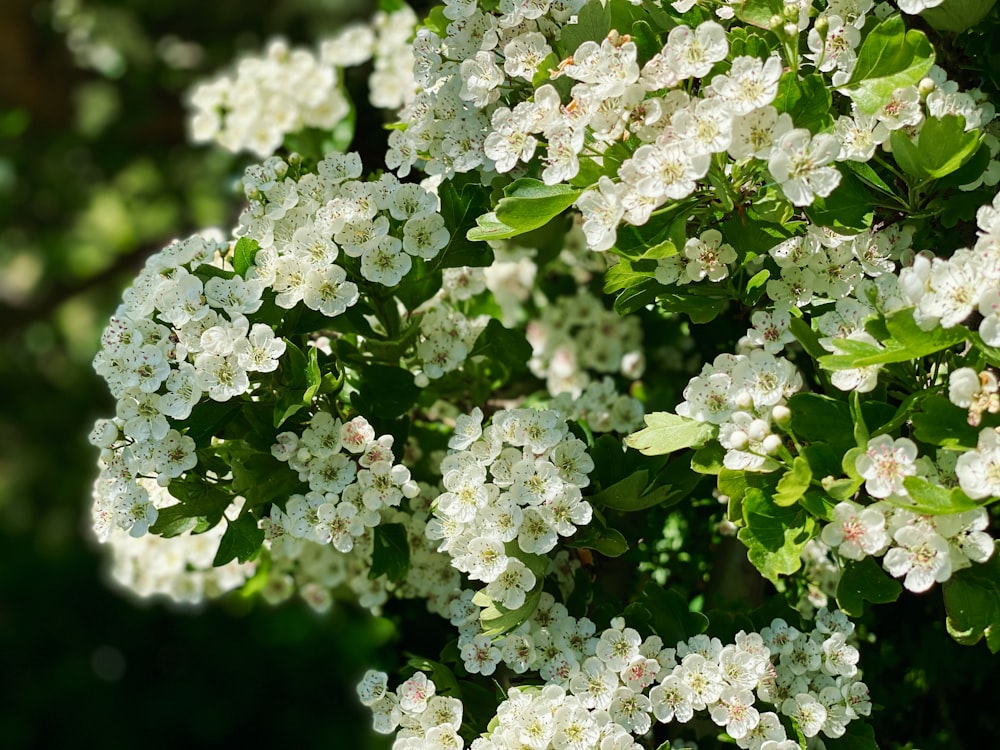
<box><xmin>239</xmin><ymin>151</ymin><xmax>449</xmax><ymax>292</ymax></box>
<box><xmin>900</xmin><ymin>187</ymin><xmax>1000</xmax><ymax>342</ymax></box>
<box><xmin>102</xmin><ymin>478</ymin><xmax>254</xmax><ymax>605</ymax></box>
<box><xmin>188</xmin><ymin>39</ymin><xmax>351</xmax><ymax>158</ymax></box>
<box><xmin>739</xmin><ymin>220</ymin><xmax>914</xmax><ymax>394</ymax></box>
<box><xmin>89</xmin><ymin>232</ymin><xmax>287</xmax><ymax>539</ymax></box>
<box><xmin>358</xmin><ymin>670</ymin><xmax>465</xmax><ymax>746</ymax></box>
<box><xmin>366</xmin><ymin>4</ymin><xmax>420</xmax><ymax>111</ymax></box>
<box><xmin>526</xmin><ymin>288</ymin><xmax>644</xmax><ymax>397</ymax></box>
<box><xmin>416</xmin><ymin>304</ymin><xmax>489</xmax><ymax>382</ymax></box>
<box><xmin>814</xmin><ymin>433</ymin><xmax>996</xmax><ymax>592</ymax></box>
<box><xmin>187</xmin><ymin>3</ymin><xmax>419</xmax><ymax>157</ymax></box>
<box><xmin>364</xmin><ymin>607</ymin><xmax>871</xmax><ymax>749</ymax></box>
<box><xmin>677</xmin><ymin>350</ymin><xmax>803</xmax><ymax>472</ymax></box>
<box><xmin>427</xmin><ymin>408</ymin><xmax>595</xmax><ymax>612</ymax></box>
<box><xmin>265</xmin><ymin>413</ymin><xmax>420</xmax><ymax>554</ymax></box>
<box><xmin>549</xmin><ymin>376</ymin><xmax>644</xmax><ymax>434</ymax></box>
<box><xmin>259</xmin><ymin>498</ymin><xmax>462</xmax><ymax>617</ymax></box>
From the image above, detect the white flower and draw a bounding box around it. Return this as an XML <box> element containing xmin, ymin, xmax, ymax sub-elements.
<box><xmin>956</xmin><ymin>427</ymin><xmax>1000</xmax><ymax>499</ymax></box>
<box><xmin>883</xmin><ymin>521</ymin><xmax>952</xmax><ymax>592</ymax></box>
<box><xmin>855</xmin><ymin>435</ymin><xmax>918</xmax><ymax>498</ymax></box>
<box><xmin>768</xmin><ymin>129</ymin><xmax>842</xmax><ymax>206</ymax></box>
<box><xmin>820</xmin><ymin>501</ymin><xmax>890</xmax><ymax>560</ymax></box>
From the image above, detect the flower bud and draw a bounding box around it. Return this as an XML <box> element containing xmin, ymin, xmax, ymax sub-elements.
<box><xmin>783</xmin><ymin>3</ymin><xmax>801</xmax><ymax>21</ymax></box>
<box><xmin>783</xmin><ymin>22</ymin><xmax>799</xmax><ymax>39</ymax></box>
<box><xmin>769</xmin><ymin>14</ymin><xmax>785</xmax><ymax>29</ymax></box>
<box><xmin>814</xmin><ymin>16</ymin><xmax>829</xmax><ymax>36</ymax></box>
<box><xmin>762</xmin><ymin>434</ymin><xmax>783</xmax><ymax>454</ymax></box>
<box><xmin>772</xmin><ymin>404</ymin><xmax>792</xmax><ymax>427</ymax></box>
<box><xmin>918</xmin><ymin>77</ymin><xmax>936</xmax><ymax>98</ymax></box>
<box><xmin>730</xmin><ymin>430</ymin><xmax>750</xmax><ymax>450</ymax></box>
<box><xmin>748</xmin><ymin>419</ymin><xmax>770</xmax><ymax>441</ymax></box>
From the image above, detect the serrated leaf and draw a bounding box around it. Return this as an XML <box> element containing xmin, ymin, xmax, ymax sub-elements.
<box><xmin>943</xmin><ymin>547</ymin><xmax>1000</xmax><ymax>648</ymax></box>
<box><xmin>894</xmin><ymin>476</ymin><xmax>985</xmax><ymax>515</ymax></box>
<box><xmin>624</xmin><ymin>412</ymin><xmax>717</xmax><ymax>456</ymax></box>
<box><xmin>773</xmin><ymin>456</ymin><xmax>812</xmax><ymax>506</ymax></box>
<box><xmin>370</xmin><ymin>523</ymin><xmax>410</xmax><ymax>583</ymax></box>
<box><xmin>889</xmin><ymin>115</ymin><xmax>980</xmax><ymax>180</ymax></box>
<box><xmin>213</xmin><ymin>511</ymin><xmax>264</xmax><ymax>566</ymax></box>
<box><xmin>836</xmin><ymin>556</ymin><xmax>903</xmax><ymax>617</ymax></box>
<box><xmin>469</xmin><ymin>318</ymin><xmax>532</xmax><ymax>370</ymax></box>
<box><xmin>911</xmin><ymin>395</ymin><xmax>979</xmax><ymax>449</ymax></box>
<box><xmin>439</xmin><ymin>180</ymin><xmax>494</xmax><ymax>266</ymax></box>
<box><xmin>480</xmin><ymin>584</ymin><xmax>543</xmax><ymax>637</ymax></box>
<box><xmin>839</xmin><ymin>15</ymin><xmax>935</xmax><ymax>115</ymax></box>
<box><xmin>557</xmin><ymin>0</ymin><xmax>612</xmax><ymax>53</ymax></box>
<box><xmin>738</xmin><ymin>487</ymin><xmax>818</xmax><ymax>583</ymax></box>
<box><xmin>494</xmin><ymin>179</ymin><xmax>582</xmax><ymax>235</ymax></box>
<box><xmin>774</xmin><ymin>72</ymin><xmax>833</xmax><ymax>132</ymax></box>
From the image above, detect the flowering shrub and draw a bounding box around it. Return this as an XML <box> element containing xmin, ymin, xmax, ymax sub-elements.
<box><xmin>88</xmin><ymin>0</ymin><xmax>1000</xmax><ymax>747</ymax></box>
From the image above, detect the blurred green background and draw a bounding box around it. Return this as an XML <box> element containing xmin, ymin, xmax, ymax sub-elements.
<box><xmin>3</xmin><ymin>1</ymin><xmax>1000</xmax><ymax>748</ymax></box>
<box><xmin>0</xmin><ymin>1</ymin><xmax>406</xmax><ymax>747</ymax></box>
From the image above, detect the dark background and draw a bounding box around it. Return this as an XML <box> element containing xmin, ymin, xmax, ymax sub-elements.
<box><xmin>3</xmin><ymin>1</ymin><xmax>1000</xmax><ymax>748</ymax></box>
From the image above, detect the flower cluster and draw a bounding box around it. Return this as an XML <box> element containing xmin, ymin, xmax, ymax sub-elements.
<box><xmin>101</xmin><ymin>479</ymin><xmax>254</xmax><ymax>605</ymax></box>
<box><xmin>900</xmin><ymin>191</ymin><xmax>1000</xmax><ymax>339</ymax></box>
<box><xmin>188</xmin><ymin>39</ymin><xmax>351</xmax><ymax>158</ymax></box>
<box><xmin>549</xmin><ymin>376</ymin><xmax>644</xmax><ymax>434</ymax></box>
<box><xmin>526</xmin><ymin>288</ymin><xmax>644</xmax><ymax>397</ymax></box>
<box><xmin>427</xmin><ymin>408</ymin><xmax>594</xmax><ymax>610</ymax></box>
<box><xmin>238</xmin><ymin>151</ymin><xmax>448</xmax><ymax>291</ymax></box>
<box><xmin>367</xmin><ymin>607</ymin><xmax>871</xmax><ymax>749</ymax></box>
<box><xmin>89</xmin><ymin>232</ymin><xmax>286</xmax><ymax>538</ymax></box>
<box><xmin>677</xmin><ymin>349</ymin><xmax>802</xmax><ymax>472</ymax></box>
<box><xmin>813</xmin><ymin>432</ymin><xmax>997</xmax><ymax>592</ymax></box>
<box><xmin>265</xmin><ymin>412</ymin><xmax>420</xmax><ymax>553</ymax></box>
<box><xmin>359</xmin><ymin>670</ymin><xmax>464</xmax><ymax>747</ymax></box>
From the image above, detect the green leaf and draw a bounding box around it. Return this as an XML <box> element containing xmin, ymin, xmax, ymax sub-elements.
<box><xmin>213</xmin><ymin>511</ymin><xmax>264</xmax><ymax>566</ymax></box>
<box><xmin>895</xmin><ymin>476</ymin><xmax>985</xmax><ymax>515</ymax></box>
<box><xmin>624</xmin><ymin>412</ymin><xmax>718</xmax><ymax>456</ymax></box>
<box><xmin>557</xmin><ymin>0</ymin><xmax>611</xmax><ymax>54</ymax></box>
<box><xmin>787</xmin><ymin>393</ymin><xmax>855</xmax><ymax>453</ymax></box>
<box><xmin>439</xmin><ymin>180</ymin><xmax>494</xmax><ymax>266</ymax></box>
<box><xmin>469</xmin><ymin>318</ymin><xmax>532</xmax><ymax>370</ymax></box>
<box><xmin>737</xmin><ymin>488</ymin><xmax>818</xmax><ymax>583</ymax></box>
<box><xmin>911</xmin><ymin>395</ymin><xmax>979</xmax><ymax>449</ymax></box>
<box><xmin>803</xmin><ymin>167</ymin><xmax>874</xmax><ymax>232</ymax></box>
<box><xmin>353</xmin><ymin>364</ymin><xmax>420</xmax><ymax>420</ymax></box>
<box><xmin>889</xmin><ymin>115</ymin><xmax>981</xmax><ymax>180</ymax></box>
<box><xmin>824</xmin><ymin>720</ymin><xmax>879</xmax><ymax>750</ymax></box>
<box><xmin>942</xmin><ymin>547</ymin><xmax>1000</xmax><ymax>649</ymax></box>
<box><xmin>736</xmin><ymin>0</ymin><xmax>783</xmax><ymax>27</ymax></box>
<box><xmin>773</xmin><ymin>73</ymin><xmax>833</xmax><ymax>132</ymax></box>
<box><xmin>691</xmin><ymin>442</ymin><xmax>726</xmax><ymax>475</ymax></box>
<box><xmin>773</xmin><ymin>456</ymin><xmax>812</xmax><ymax>507</ymax></box>
<box><xmin>369</xmin><ymin>523</ymin><xmax>410</xmax><ymax>583</ymax></box>
<box><xmin>230</xmin><ymin>450</ymin><xmax>305</xmax><ymax>508</ymax></box>
<box><xmin>479</xmin><ymin>583</ymin><xmax>544</xmax><ymax>637</ymax></box>
<box><xmin>639</xmin><ymin>583</ymin><xmax>709</xmax><ymax>645</ymax></box>
<box><xmin>232</xmin><ymin>237</ymin><xmax>260</xmax><ymax>278</ymax></box>
<box><xmin>788</xmin><ymin>316</ymin><xmax>831</xmax><ymax>361</ymax></box>
<box><xmin>568</xmin><ymin>516</ymin><xmax>629</xmax><ymax>557</ymax></box>
<box><xmin>840</xmin><ymin>15</ymin><xmax>935</xmax><ymax>115</ymax></box>
<box><xmin>493</xmin><ymin>179</ymin><xmax>582</xmax><ymax>236</ymax></box>
<box><xmin>591</xmin><ymin>470</ymin><xmax>649</xmax><ymax>510</ymax></box>
<box><xmin>836</xmin><ymin>556</ymin><xmax>903</xmax><ymax>617</ymax></box>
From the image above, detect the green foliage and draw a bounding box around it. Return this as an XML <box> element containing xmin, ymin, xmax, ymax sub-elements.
<box><xmin>624</xmin><ymin>412</ymin><xmax>718</xmax><ymax>456</ymax></box>
<box><xmin>840</xmin><ymin>15</ymin><xmax>935</xmax><ymax>115</ymax></box>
